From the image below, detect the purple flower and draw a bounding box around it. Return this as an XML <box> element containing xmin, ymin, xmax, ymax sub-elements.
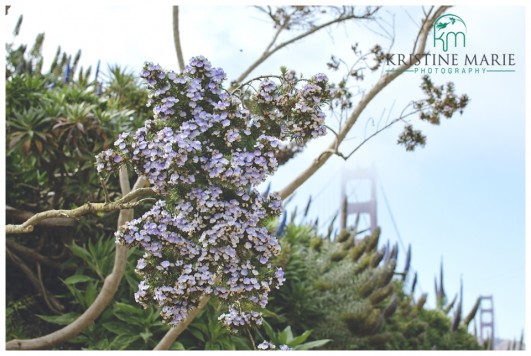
<box><xmin>136</xmin><ymin>258</ymin><xmax>146</xmax><ymax>270</ymax></box>
<box><xmin>98</xmin><ymin>56</ymin><xmax>330</xmax><ymax>330</ymax></box>
<box><xmin>257</xmin><ymin>341</ymin><xmax>276</xmax><ymax>350</ymax></box>
<box><xmin>160</xmin><ymin>260</ymin><xmax>170</xmax><ymax>268</ymax></box>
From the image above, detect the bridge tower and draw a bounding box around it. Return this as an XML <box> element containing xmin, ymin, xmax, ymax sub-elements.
<box><xmin>478</xmin><ymin>295</ymin><xmax>495</xmax><ymax>348</ymax></box>
<box><xmin>340</xmin><ymin>166</ymin><xmax>377</xmax><ymax>233</ymax></box>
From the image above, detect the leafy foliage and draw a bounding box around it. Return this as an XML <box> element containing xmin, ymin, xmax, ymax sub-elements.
<box><xmin>267</xmin><ymin>219</ymin><xmax>481</xmax><ymax>350</ymax></box>
<box><xmin>34</xmin><ymin>235</ymin><xmax>179</xmax><ymax>350</ymax></box>
<box><xmin>5</xmin><ymin>18</ymin><xmax>152</xmax><ymax>347</ymax></box>
<box><xmin>259</xmin><ymin>321</ymin><xmax>331</xmax><ymax>350</ymax></box>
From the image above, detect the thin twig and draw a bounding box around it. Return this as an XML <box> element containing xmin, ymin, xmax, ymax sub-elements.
<box><xmin>100</xmin><ymin>177</ymin><xmax>111</xmax><ymax>204</ymax></box>
<box><xmin>343</xmin><ymin>109</ymin><xmax>418</xmax><ymax>161</ymax></box>
<box><xmin>230</xmin><ymin>74</ymin><xmax>283</xmax><ymax>94</ymax></box>
<box><xmin>264</xmin><ymin>14</ymin><xmax>290</xmax><ymax>54</ymax></box>
<box><xmin>245</xmin><ymin>325</ymin><xmax>257</xmax><ymax>350</ymax></box>
<box><xmin>36</xmin><ymin>261</ymin><xmax>63</xmax><ymax>314</ymax></box>
<box><xmin>234</xmin><ymin>8</ymin><xmax>378</xmax><ymax>85</ymax></box>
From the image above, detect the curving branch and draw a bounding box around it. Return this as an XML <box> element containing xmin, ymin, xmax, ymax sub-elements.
<box><xmin>279</xmin><ymin>6</ymin><xmax>449</xmax><ymax>200</ymax></box>
<box><xmin>7</xmin><ymin>205</ymin><xmax>76</xmax><ymax>229</ymax></box>
<box><xmin>6</xmin><ymin>239</ymin><xmax>73</xmax><ymax>271</ymax></box>
<box><xmin>172</xmin><ymin>6</ymin><xmax>185</xmax><ymax>72</ymax></box>
<box><xmin>319</xmin><ymin>105</ymin><xmax>420</xmax><ymax>162</ymax></box>
<box><xmin>6</xmin><ymin>169</ymin><xmax>147</xmax><ymax>350</ymax></box>
<box><xmin>6</xmin><ymin>248</ymin><xmax>65</xmax><ymax>314</ymax></box>
<box><xmin>6</xmin><ymin>187</ymin><xmax>155</xmax><ymax>235</ymax></box>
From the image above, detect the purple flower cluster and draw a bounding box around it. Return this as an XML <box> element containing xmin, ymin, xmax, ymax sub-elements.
<box><xmin>95</xmin><ymin>56</ymin><xmax>330</xmax><ymax>329</ymax></box>
<box><xmin>218</xmin><ymin>306</ymin><xmax>263</xmax><ymax>332</ymax></box>
<box><xmin>250</xmin><ymin>72</ymin><xmax>330</xmax><ymax>141</ymax></box>
<box><xmin>118</xmin><ymin>188</ymin><xmax>283</xmax><ymax>325</ymax></box>
<box><xmin>257</xmin><ymin>341</ymin><xmax>292</xmax><ymax>350</ymax></box>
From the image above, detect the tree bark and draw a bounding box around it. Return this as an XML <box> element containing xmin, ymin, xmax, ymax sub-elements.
<box><xmin>173</xmin><ymin>6</ymin><xmax>185</xmax><ymax>72</ymax></box>
<box><xmin>6</xmin><ymin>187</ymin><xmax>154</xmax><ymax>234</ymax></box>
<box><xmin>153</xmin><ymin>294</ymin><xmax>212</xmax><ymax>350</ymax></box>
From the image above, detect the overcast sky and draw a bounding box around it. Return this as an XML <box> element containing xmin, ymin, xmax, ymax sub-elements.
<box><xmin>3</xmin><ymin>2</ymin><xmax>528</xmax><ymax>343</ymax></box>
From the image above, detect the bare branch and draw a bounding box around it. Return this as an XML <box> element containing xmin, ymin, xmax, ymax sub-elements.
<box><xmin>154</xmin><ymin>294</ymin><xmax>212</xmax><ymax>350</ymax></box>
<box><xmin>36</xmin><ymin>262</ymin><xmax>64</xmax><ymax>314</ymax></box>
<box><xmin>6</xmin><ymin>239</ymin><xmax>73</xmax><ymax>271</ymax></box>
<box><xmin>279</xmin><ymin>6</ymin><xmax>450</xmax><ymax>200</ymax></box>
<box><xmin>6</xmin><ymin>172</ymin><xmax>147</xmax><ymax>350</ymax></box>
<box><xmin>6</xmin><ymin>187</ymin><xmax>155</xmax><ymax>235</ymax></box>
<box><xmin>342</xmin><ymin>108</ymin><xmax>418</xmax><ymax>161</ymax></box>
<box><xmin>7</xmin><ymin>205</ymin><xmax>76</xmax><ymax>229</ymax></box>
<box><xmin>234</xmin><ymin>7</ymin><xmax>379</xmax><ymax>85</ymax></box>
<box><xmin>154</xmin><ymin>272</ymin><xmax>221</xmax><ymax>349</ymax></box>
<box><xmin>172</xmin><ymin>6</ymin><xmax>185</xmax><ymax>72</ymax></box>
<box><xmin>263</xmin><ymin>15</ymin><xmax>290</xmax><ymax>54</ymax></box>
<box><xmin>6</xmin><ymin>248</ymin><xmax>64</xmax><ymax>314</ymax></box>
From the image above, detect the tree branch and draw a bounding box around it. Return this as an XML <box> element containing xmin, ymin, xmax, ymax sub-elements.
<box><xmin>6</xmin><ymin>171</ymin><xmax>147</xmax><ymax>350</ymax></box>
<box><xmin>6</xmin><ymin>187</ymin><xmax>155</xmax><ymax>235</ymax></box>
<box><xmin>263</xmin><ymin>15</ymin><xmax>290</xmax><ymax>55</ymax></box>
<box><xmin>173</xmin><ymin>6</ymin><xmax>185</xmax><ymax>72</ymax></box>
<box><xmin>7</xmin><ymin>205</ymin><xmax>76</xmax><ymax>229</ymax></box>
<box><xmin>324</xmin><ymin>105</ymin><xmax>419</xmax><ymax>162</ymax></box>
<box><xmin>234</xmin><ymin>8</ymin><xmax>378</xmax><ymax>85</ymax></box>
<box><xmin>6</xmin><ymin>248</ymin><xmax>64</xmax><ymax>314</ymax></box>
<box><xmin>279</xmin><ymin>6</ymin><xmax>449</xmax><ymax>200</ymax></box>
<box><xmin>6</xmin><ymin>239</ymin><xmax>73</xmax><ymax>271</ymax></box>
<box><xmin>154</xmin><ymin>294</ymin><xmax>212</xmax><ymax>350</ymax></box>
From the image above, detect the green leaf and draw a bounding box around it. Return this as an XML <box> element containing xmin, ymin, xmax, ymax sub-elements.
<box><xmin>262</xmin><ymin>320</ymin><xmax>276</xmax><ymax>340</ymax></box>
<box><xmin>279</xmin><ymin>326</ymin><xmax>293</xmax><ymax>344</ymax></box>
<box><xmin>102</xmin><ymin>321</ymin><xmax>136</xmax><ymax>335</ymax></box>
<box><xmin>112</xmin><ymin>302</ymin><xmax>147</xmax><ymax>324</ymax></box>
<box><xmin>69</xmin><ymin>241</ymin><xmax>91</xmax><ymax>262</ymax></box>
<box><xmin>140</xmin><ymin>331</ymin><xmax>152</xmax><ymax>343</ymax></box>
<box><xmin>289</xmin><ymin>329</ymin><xmax>312</xmax><ymax>346</ymax></box>
<box><xmin>205</xmin><ymin>341</ymin><xmax>217</xmax><ymax>350</ymax></box>
<box><xmin>84</xmin><ymin>282</ymin><xmax>98</xmax><ymax>306</ymax></box>
<box><xmin>114</xmin><ymin>302</ymin><xmax>144</xmax><ymax>316</ymax></box>
<box><xmin>70</xmin><ymin>334</ymin><xmax>90</xmax><ymax>345</ymax></box>
<box><xmin>191</xmin><ymin>321</ymin><xmax>209</xmax><ymax>335</ymax></box>
<box><xmin>259</xmin><ymin>308</ymin><xmax>285</xmax><ymax>321</ymax></box>
<box><xmin>37</xmin><ymin>312</ymin><xmax>79</xmax><ymax>325</ymax></box>
<box><xmin>293</xmin><ymin>339</ymin><xmax>332</xmax><ymax>350</ymax></box>
<box><xmin>170</xmin><ymin>341</ymin><xmax>186</xmax><ymax>350</ymax></box>
<box><xmin>188</xmin><ymin>327</ymin><xmax>206</xmax><ymax>342</ymax></box>
<box><xmin>64</xmin><ymin>283</ymin><xmax>86</xmax><ymax>308</ymax></box>
<box><xmin>231</xmin><ymin>336</ymin><xmax>252</xmax><ymax>350</ymax></box>
<box><xmin>110</xmin><ymin>333</ymin><xmax>141</xmax><ymax>350</ymax></box>
<box><xmin>124</xmin><ymin>271</ymin><xmax>140</xmax><ymax>291</ymax></box>
<box><xmin>83</xmin><ymin>337</ymin><xmax>112</xmax><ymax>350</ymax></box>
